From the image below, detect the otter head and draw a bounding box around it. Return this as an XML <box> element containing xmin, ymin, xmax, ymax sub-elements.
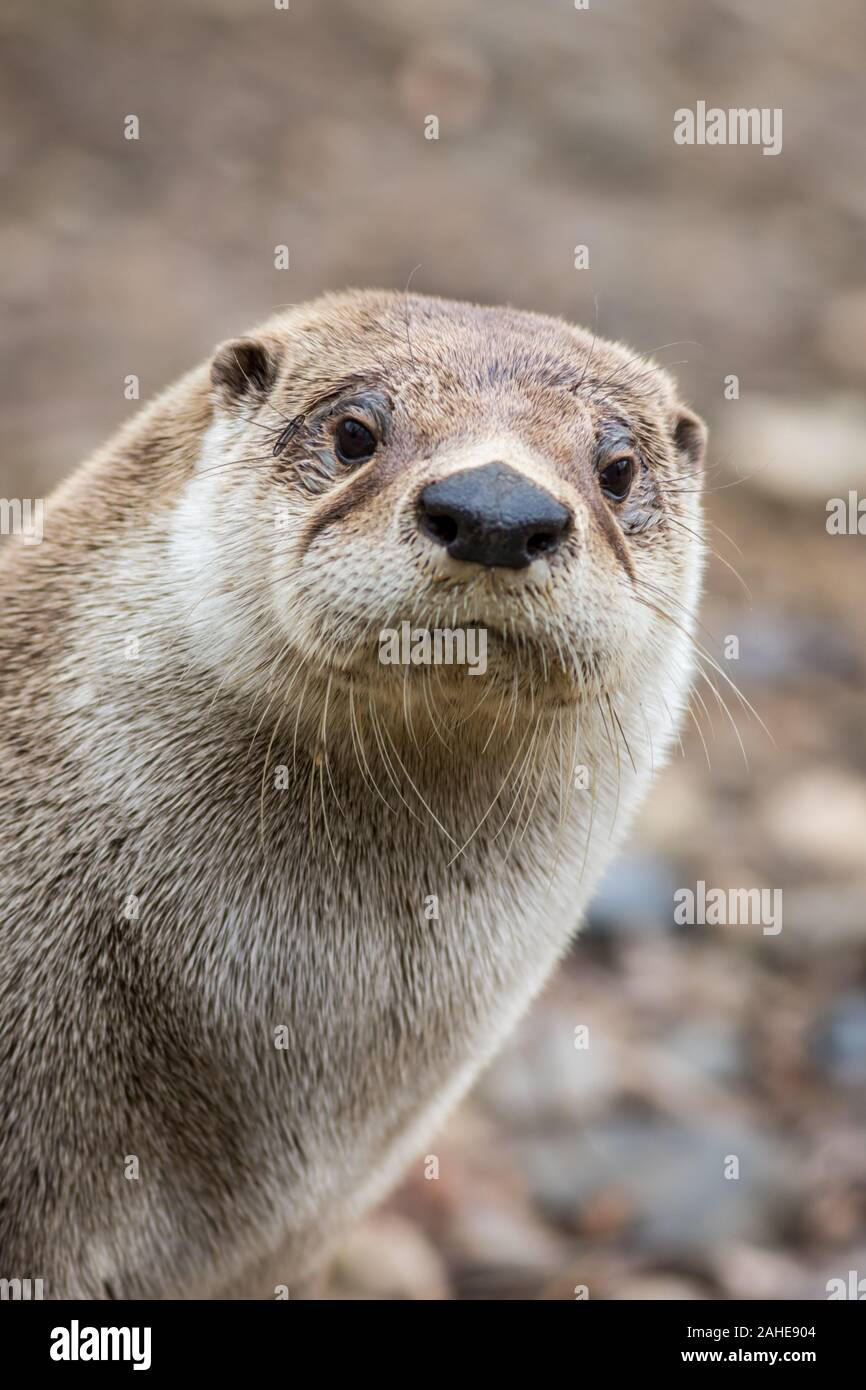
<box><xmin>182</xmin><ymin>290</ymin><xmax>705</xmax><ymax>749</ymax></box>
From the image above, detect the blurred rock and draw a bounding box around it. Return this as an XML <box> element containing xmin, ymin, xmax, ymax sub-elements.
<box><xmin>762</xmin><ymin>771</ymin><xmax>866</xmax><ymax>874</ymax></box>
<box><xmin>396</xmin><ymin>42</ymin><xmax>491</xmax><ymax>132</ymax></box>
<box><xmin>478</xmin><ymin>1002</ymin><xmax>620</xmax><ymax>1123</ymax></box>
<box><xmin>617</xmin><ymin>940</ymin><xmax>757</xmax><ymax>1059</ymax></box>
<box><xmin>717</xmin><ymin>395</ymin><xmax>866</xmax><ymax>504</ymax></box>
<box><xmin>539</xmin><ymin>1253</ymin><xmax>631</xmax><ymax>1302</ymax></box>
<box><xmin>776</xmin><ymin>884</ymin><xmax>866</xmax><ymax>949</ymax></box>
<box><xmin>712</xmin><ymin>1242</ymin><xmax>809</xmax><ymax>1300</ymax></box>
<box><xmin>584</xmin><ymin>853</ymin><xmax>679</xmax><ymax>939</ymax></box>
<box><xmin>816</xmin><ymin>288</ymin><xmax>866</xmax><ymax>380</ymax></box>
<box><xmin>660</xmin><ymin>1019</ymin><xmax>744</xmax><ymax>1085</ymax></box>
<box><xmin>810</xmin><ymin>1249</ymin><xmax>866</xmax><ymax>1302</ymax></box>
<box><xmin>811</xmin><ymin>993</ymin><xmax>866</xmax><ymax>1086</ymax></box>
<box><xmin>516</xmin><ymin>1117</ymin><xmax>794</xmax><ymax>1257</ymax></box>
<box><xmin>632</xmin><ymin>765</ymin><xmax>717</xmax><ymax>864</ymax></box>
<box><xmin>575</xmin><ymin>1187</ymin><xmax>636</xmax><ymax>1241</ymax></box>
<box><xmin>449</xmin><ymin>1197</ymin><xmax>570</xmax><ymax>1278</ymax></box>
<box><xmin>805</xmin><ymin>1187</ymin><xmax>865</xmax><ymax>1245</ymax></box>
<box><xmin>724</xmin><ymin>611</ymin><xmax>862</xmax><ymax>686</ymax></box>
<box><xmin>614</xmin><ymin>1274</ymin><xmax>705</xmax><ymax>1300</ymax></box>
<box><xmin>329</xmin><ymin>1213</ymin><xmax>450</xmax><ymax>1300</ymax></box>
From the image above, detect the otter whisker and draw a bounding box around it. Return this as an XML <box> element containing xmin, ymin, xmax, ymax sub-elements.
<box><xmin>493</xmin><ymin>709</ymin><xmax>543</xmax><ymax>847</ymax></box>
<box><xmin>595</xmin><ymin>692</ymin><xmax>623</xmax><ymax>826</ymax></box>
<box><xmin>259</xmin><ymin>694</ymin><xmax>291</xmax><ymax>855</ymax></box>
<box><xmin>401</xmin><ymin>659</ymin><xmax>421</xmax><ymax>754</ymax></box>
<box><xmin>348</xmin><ymin>677</ymin><xmax>397</xmax><ymax>814</ymax></box>
<box><xmin>319</xmin><ymin>673</ymin><xmax>345</xmax><ymax>821</ymax></box>
<box><xmin>245</xmin><ymin>644</ymin><xmax>302</xmax><ymax>763</ymax></box>
<box><xmin>573</xmin><ymin>291</ymin><xmax>601</xmax><ymax>392</ymax></box>
<box><xmin>689</xmin><ymin>681</ymin><xmax>716</xmax><ymax>742</ymax></box>
<box><xmin>626</xmin><ymin>579</ymin><xmax>771</xmax><ymax>766</ymax></box>
<box><xmin>419</xmin><ymin>663</ymin><xmax>452</xmax><ymax>751</ymax></box>
<box><xmin>636</xmin><ymin>698</ymin><xmax>657</xmax><ymax>776</ymax></box>
<box><xmin>514</xmin><ymin>711</ymin><xmax>558</xmax><ymax>851</ymax></box>
<box><xmin>480</xmin><ymin>683</ymin><xmax>509</xmax><ymax>755</ymax></box>
<box><xmin>685</xmin><ymin>700</ymin><xmax>712</xmax><ymax>769</ymax></box>
<box><xmin>367</xmin><ymin>691</ymin><xmax>431</xmax><ymax>832</ymax></box>
<box><xmin>448</xmin><ymin>713</ymin><xmax>538</xmax><ymax>865</ymax></box>
<box><xmin>504</xmin><ymin>666</ymin><xmax>521</xmax><ymax>739</ymax></box>
<box><xmin>291</xmin><ymin>669</ymin><xmax>312</xmax><ymax>777</ymax></box>
<box><xmin>378</xmin><ymin>718</ymin><xmax>459</xmax><ymax>848</ymax></box>
<box><xmin>317</xmin><ymin>756</ymin><xmax>340</xmax><ymax>867</ymax></box>
<box><xmin>665</xmin><ymin>513</ymin><xmax>752</xmax><ymax>603</ymax></box>
<box><xmin>607</xmin><ymin>693</ymin><xmax>638</xmax><ymax>775</ymax></box>
<box><xmin>695</xmin><ymin>662</ymin><xmax>749</xmax><ymax>770</ymax></box>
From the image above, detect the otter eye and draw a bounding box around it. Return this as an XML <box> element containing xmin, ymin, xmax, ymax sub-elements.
<box><xmin>335</xmin><ymin>417</ymin><xmax>377</xmax><ymax>465</ymax></box>
<box><xmin>599</xmin><ymin>456</ymin><xmax>634</xmax><ymax>501</ymax></box>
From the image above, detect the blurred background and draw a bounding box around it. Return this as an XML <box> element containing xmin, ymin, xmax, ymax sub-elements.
<box><xmin>2</xmin><ymin>0</ymin><xmax>865</xmax><ymax>1298</ymax></box>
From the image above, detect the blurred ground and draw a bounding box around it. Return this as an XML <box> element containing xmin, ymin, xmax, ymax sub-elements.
<box><xmin>2</xmin><ymin>0</ymin><xmax>864</xmax><ymax>1298</ymax></box>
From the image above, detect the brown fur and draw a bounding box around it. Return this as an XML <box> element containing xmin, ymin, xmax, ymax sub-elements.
<box><xmin>0</xmin><ymin>291</ymin><xmax>705</xmax><ymax>1298</ymax></box>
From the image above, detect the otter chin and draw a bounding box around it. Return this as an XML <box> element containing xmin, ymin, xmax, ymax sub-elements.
<box><xmin>0</xmin><ymin>290</ymin><xmax>706</xmax><ymax>1298</ymax></box>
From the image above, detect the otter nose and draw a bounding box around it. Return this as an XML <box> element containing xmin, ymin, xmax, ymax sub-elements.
<box><xmin>417</xmin><ymin>462</ymin><xmax>572</xmax><ymax>570</ymax></box>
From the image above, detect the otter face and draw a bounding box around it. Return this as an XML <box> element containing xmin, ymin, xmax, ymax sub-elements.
<box><xmin>193</xmin><ymin>291</ymin><xmax>705</xmax><ymax>717</ymax></box>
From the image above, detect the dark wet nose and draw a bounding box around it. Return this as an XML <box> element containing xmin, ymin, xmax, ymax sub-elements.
<box><xmin>417</xmin><ymin>462</ymin><xmax>572</xmax><ymax>569</ymax></box>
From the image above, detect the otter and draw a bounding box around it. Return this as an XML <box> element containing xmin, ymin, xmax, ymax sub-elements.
<box><xmin>0</xmin><ymin>291</ymin><xmax>706</xmax><ymax>1298</ymax></box>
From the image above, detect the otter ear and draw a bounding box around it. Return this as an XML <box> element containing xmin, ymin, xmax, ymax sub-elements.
<box><xmin>672</xmin><ymin>406</ymin><xmax>707</xmax><ymax>468</ymax></box>
<box><xmin>211</xmin><ymin>336</ymin><xmax>280</xmax><ymax>404</ymax></box>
